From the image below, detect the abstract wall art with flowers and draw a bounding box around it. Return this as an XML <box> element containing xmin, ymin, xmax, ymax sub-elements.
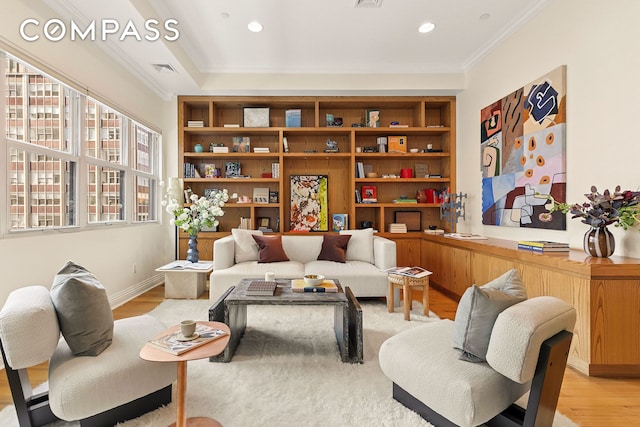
<box><xmin>480</xmin><ymin>65</ymin><xmax>567</xmax><ymax>230</ymax></box>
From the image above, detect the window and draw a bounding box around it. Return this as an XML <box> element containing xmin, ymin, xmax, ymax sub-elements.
<box><xmin>3</xmin><ymin>53</ymin><xmax>161</xmax><ymax>232</ymax></box>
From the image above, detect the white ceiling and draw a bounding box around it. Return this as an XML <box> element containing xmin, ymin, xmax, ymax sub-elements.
<box><xmin>43</xmin><ymin>0</ymin><xmax>551</xmax><ymax>99</ymax></box>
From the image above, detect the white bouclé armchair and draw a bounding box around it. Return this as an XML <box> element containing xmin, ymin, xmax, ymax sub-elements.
<box><xmin>0</xmin><ymin>285</ymin><xmax>177</xmax><ymax>427</ymax></box>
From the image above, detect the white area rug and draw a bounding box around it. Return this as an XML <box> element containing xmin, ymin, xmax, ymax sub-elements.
<box><xmin>0</xmin><ymin>299</ymin><xmax>578</xmax><ymax>427</ymax></box>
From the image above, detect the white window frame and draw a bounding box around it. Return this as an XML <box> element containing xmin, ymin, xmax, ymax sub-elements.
<box><xmin>1</xmin><ymin>51</ymin><xmax>162</xmax><ymax>237</ymax></box>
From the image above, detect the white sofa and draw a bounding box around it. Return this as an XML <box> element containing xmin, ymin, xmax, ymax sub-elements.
<box><xmin>210</xmin><ymin>229</ymin><xmax>396</xmax><ymax>300</ymax></box>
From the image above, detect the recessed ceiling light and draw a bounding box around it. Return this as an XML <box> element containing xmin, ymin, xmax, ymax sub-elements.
<box><xmin>221</xmin><ymin>12</ymin><xmax>230</xmax><ymax>19</ymax></box>
<box><xmin>418</xmin><ymin>22</ymin><xmax>435</xmax><ymax>33</ymax></box>
<box><xmin>480</xmin><ymin>13</ymin><xmax>491</xmax><ymax>20</ymax></box>
<box><xmin>248</xmin><ymin>21</ymin><xmax>263</xmax><ymax>33</ymax></box>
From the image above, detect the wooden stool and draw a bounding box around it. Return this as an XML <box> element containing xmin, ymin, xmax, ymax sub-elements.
<box><xmin>387</xmin><ymin>273</ymin><xmax>429</xmax><ymax>321</ymax></box>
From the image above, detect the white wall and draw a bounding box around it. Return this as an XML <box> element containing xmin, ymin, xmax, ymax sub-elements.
<box><xmin>0</xmin><ymin>1</ymin><xmax>176</xmax><ymax>305</ymax></box>
<box><xmin>457</xmin><ymin>0</ymin><xmax>640</xmax><ymax>258</ymax></box>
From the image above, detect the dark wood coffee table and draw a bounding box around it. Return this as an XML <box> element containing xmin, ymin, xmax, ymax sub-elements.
<box><xmin>209</xmin><ymin>278</ymin><xmax>362</xmax><ymax>363</ymax></box>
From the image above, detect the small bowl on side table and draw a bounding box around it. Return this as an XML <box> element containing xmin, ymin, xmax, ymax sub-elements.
<box><xmin>303</xmin><ymin>274</ymin><xmax>325</xmax><ymax>286</ymax></box>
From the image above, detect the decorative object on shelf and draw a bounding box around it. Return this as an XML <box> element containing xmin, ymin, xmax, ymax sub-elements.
<box><xmin>290</xmin><ymin>175</ymin><xmax>329</xmax><ymax>231</ymax></box>
<box><xmin>163</xmin><ymin>186</ymin><xmax>233</xmax><ymax>263</ymax></box>
<box><xmin>325</xmin><ymin>138</ymin><xmax>339</xmax><ymax>153</ymax></box>
<box><xmin>194</xmin><ymin>144</ymin><xmax>204</xmax><ymax>153</ymax></box>
<box><xmin>541</xmin><ymin>185</ymin><xmax>640</xmax><ymax>257</ymax></box>
<box><xmin>439</xmin><ymin>191</ymin><xmax>468</xmax><ymax>231</ymax></box>
<box><xmin>243</xmin><ymin>107</ymin><xmax>269</xmax><ymax>127</ymax></box>
<box><xmin>269</xmin><ymin>191</ymin><xmax>279</xmax><ymax>203</ymax></box>
<box><xmin>366</xmin><ymin>109</ymin><xmax>380</xmax><ymax>127</ymax></box>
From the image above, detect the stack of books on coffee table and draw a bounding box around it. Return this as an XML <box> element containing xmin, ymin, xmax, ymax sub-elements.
<box><xmin>517</xmin><ymin>240</ymin><xmax>570</xmax><ymax>252</ymax></box>
<box><xmin>291</xmin><ymin>279</ymin><xmax>338</xmax><ymax>293</ymax></box>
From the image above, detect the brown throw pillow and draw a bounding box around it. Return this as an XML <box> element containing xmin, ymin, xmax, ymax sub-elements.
<box><xmin>318</xmin><ymin>234</ymin><xmax>351</xmax><ymax>263</ymax></box>
<box><xmin>252</xmin><ymin>235</ymin><xmax>290</xmax><ymax>263</ymax></box>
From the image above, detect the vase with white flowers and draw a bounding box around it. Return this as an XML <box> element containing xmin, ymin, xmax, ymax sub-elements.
<box><xmin>163</xmin><ymin>186</ymin><xmax>233</xmax><ymax>262</ymax></box>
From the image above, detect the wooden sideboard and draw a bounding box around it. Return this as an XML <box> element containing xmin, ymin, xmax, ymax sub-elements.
<box><xmin>421</xmin><ymin>234</ymin><xmax>640</xmax><ymax>378</ymax></box>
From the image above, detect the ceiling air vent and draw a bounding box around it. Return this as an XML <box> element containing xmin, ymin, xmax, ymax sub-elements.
<box><xmin>152</xmin><ymin>63</ymin><xmax>176</xmax><ymax>73</ymax></box>
<box><xmin>354</xmin><ymin>0</ymin><xmax>383</xmax><ymax>8</ymax></box>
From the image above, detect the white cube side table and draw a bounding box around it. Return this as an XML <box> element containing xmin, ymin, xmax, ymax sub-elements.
<box><xmin>156</xmin><ymin>261</ymin><xmax>213</xmax><ymax>299</ymax></box>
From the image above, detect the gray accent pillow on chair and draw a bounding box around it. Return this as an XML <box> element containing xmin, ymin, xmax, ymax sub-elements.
<box><xmin>51</xmin><ymin>261</ymin><xmax>114</xmax><ymax>356</ymax></box>
<box><xmin>452</xmin><ymin>269</ymin><xmax>527</xmax><ymax>362</ymax></box>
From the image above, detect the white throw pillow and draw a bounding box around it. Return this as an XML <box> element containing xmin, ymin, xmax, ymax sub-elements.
<box><xmin>340</xmin><ymin>228</ymin><xmax>374</xmax><ymax>264</ymax></box>
<box><xmin>231</xmin><ymin>229</ymin><xmax>263</xmax><ymax>263</ymax></box>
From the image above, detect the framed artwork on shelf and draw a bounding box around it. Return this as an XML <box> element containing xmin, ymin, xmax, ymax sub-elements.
<box><xmin>257</xmin><ymin>217</ymin><xmax>270</xmax><ymax>229</ymax></box>
<box><xmin>232</xmin><ymin>136</ymin><xmax>251</xmax><ymax>152</ymax></box>
<box><xmin>243</xmin><ymin>108</ymin><xmax>270</xmax><ymax>127</ymax></box>
<box><xmin>290</xmin><ymin>175</ymin><xmax>328</xmax><ymax>232</ymax></box>
<box><xmin>394</xmin><ymin>211</ymin><xmax>422</xmax><ymax>231</ymax></box>
<box><xmin>253</xmin><ymin>187</ymin><xmax>270</xmax><ymax>204</ymax></box>
<box><xmin>332</xmin><ymin>214</ymin><xmax>348</xmax><ymax>232</ymax></box>
<box><xmin>224</xmin><ymin>161</ymin><xmax>241</xmax><ymax>178</ymax></box>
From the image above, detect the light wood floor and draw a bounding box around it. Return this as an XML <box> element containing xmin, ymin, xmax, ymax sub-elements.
<box><xmin>2</xmin><ymin>285</ymin><xmax>639</xmax><ymax>426</ymax></box>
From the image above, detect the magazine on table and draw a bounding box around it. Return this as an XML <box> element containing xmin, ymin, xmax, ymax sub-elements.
<box><xmin>157</xmin><ymin>261</ymin><xmax>212</xmax><ymax>271</ymax></box>
<box><xmin>147</xmin><ymin>323</ymin><xmax>228</xmax><ymax>355</ymax></box>
<box><xmin>383</xmin><ymin>266</ymin><xmax>432</xmax><ymax>278</ymax></box>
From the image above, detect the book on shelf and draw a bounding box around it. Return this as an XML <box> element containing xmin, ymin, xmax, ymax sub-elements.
<box><xmin>283</xmin><ymin>136</ymin><xmax>289</xmax><ymax>153</ymax></box>
<box><xmin>212</xmin><ymin>146</ymin><xmax>229</xmax><ymax>153</ymax></box>
<box><xmin>444</xmin><ymin>233</ymin><xmax>488</xmax><ymax>240</ymax></box>
<box><xmin>388</xmin><ymin>135</ymin><xmax>407</xmax><ymax>153</ymax></box>
<box><xmin>383</xmin><ymin>266</ymin><xmax>432</xmax><ymax>279</ymax></box>
<box><xmin>187</xmin><ymin>120</ymin><xmax>204</xmax><ymax>127</ymax></box>
<box><xmin>285</xmin><ymin>109</ymin><xmax>302</xmax><ymax>127</ymax></box>
<box><xmin>157</xmin><ymin>261</ymin><xmax>213</xmax><ymax>271</ymax></box>
<box><xmin>355</xmin><ymin>188</ymin><xmax>363</xmax><ymax>203</ymax></box>
<box><xmin>389</xmin><ymin>124</ymin><xmax>409</xmax><ymax>128</ymax></box>
<box><xmin>392</xmin><ymin>199</ymin><xmax>418</xmax><ymax>204</ymax></box>
<box><xmin>361</xmin><ymin>185</ymin><xmax>377</xmax><ymax>203</ymax></box>
<box><xmin>356</xmin><ymin>162</ymin><xmax>365</xmax><ymax>178</ymax></box>
<box><xmin>517</xmin><ymin>244</ymin><xmax>570</xmax><ymax>252</ymax></box>
<box><xmin>388</xmin><ymin>223</ymin><xmax>408</xmax><ymax>233</ymax></box>
<box><xmin>291</xmin><ymin>279</ymin><xmax>338</xmax><ymax>293</ymax></box>
<box><xmin>517</xmin><ymin>240</ymin><xmax>569</xmax><ymax>248</ymax></box>
<box><xmin>253</xmin><ymin>147</ymin><xmax>270</xmax><ymax>153</ymax></box>
<box><xmin>332</xmin><ymin>213</ymin><xmax>348</xmax><ymax>231</ymax></box>
<box><xmin>246</xmin><ymin>280</ymin><xmax>278</xmax><ymax>296</ymax></box>
<box><xmin>146</xmin><ymin>323</ymin><xmax>228</xmax><ymax>355</ymax></box>
<box><xmin>271</xmin><ymin>163</ymin><xmax>280</xmax><ymax>178</ymax></box>
<box><xmin>223</xmin><ymin>124</ymin><xmax>240</xmax><ymax>128</ymax></box>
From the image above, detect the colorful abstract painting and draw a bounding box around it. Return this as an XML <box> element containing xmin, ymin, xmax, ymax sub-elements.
<box><xmin>290</xmin><ymin>175</ymin><xmax>328</xmax><ymax>231</ymax></box>
<box><xmin>481</xmin><ymin>66</ymin><xmax>567</xmax><ymax>230</ymax></box>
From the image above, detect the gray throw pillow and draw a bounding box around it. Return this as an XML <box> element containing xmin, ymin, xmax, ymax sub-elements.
<box><xmin>50</xmin><ymin>261</ymin><xmax>114</xmax><ymax>356</ymax></box>
<box><xmin>452</xmin><ymin>269</ymin><xmax>527</xmax><ymax>362</ymax></box>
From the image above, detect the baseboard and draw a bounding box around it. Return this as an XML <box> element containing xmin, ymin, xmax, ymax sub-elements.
<box><xmin>108</xmin><ymin>273</ymin><xmax>164</xmax><ymax>308</ymax></box>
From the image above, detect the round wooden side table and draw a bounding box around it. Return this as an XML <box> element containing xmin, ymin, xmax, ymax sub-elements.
<box><xmin>140</xmin><ymin>321</ymin><xmax>231</xmax><ymax>427</ymax></box>
<box><xmin>387</xmin><ymin>273</ymin><xmax>429</xmax><ymax>321</ymax></box>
